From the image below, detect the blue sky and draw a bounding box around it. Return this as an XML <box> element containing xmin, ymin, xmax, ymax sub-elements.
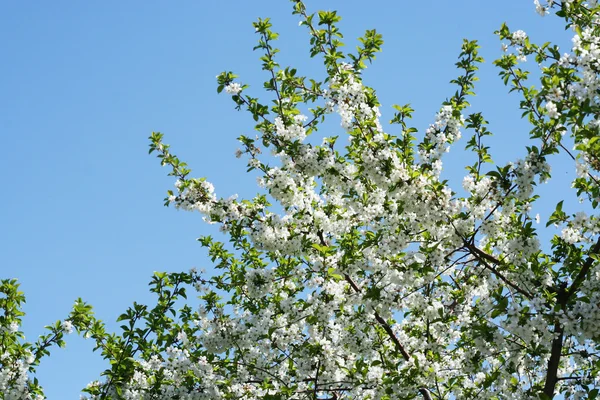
<box><xmin>0</xmin><ymin>1</ymin><xmax>580</xmax><ymax>398</ymax></box>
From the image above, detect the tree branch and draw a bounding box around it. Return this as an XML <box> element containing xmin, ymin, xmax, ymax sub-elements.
<box><xmin>542</xmin><ymin>321</ymin><xmax>565</xmax><ymax>398</ymax></box>
<box><xmin>462</xmin><ymin>241</ymin><xmax>533</xmax><ymax>299</ymax></box>
<box><xmin>566</xmin><ymin>235</ymin><xmax>600</xmax><ymax>300</ymax></box>
<box><xmin>343</xmin><ymin>273</ymin><xmax>432</xmax><ymax>400</ymax></box>
<box><xmin>543</xmin><ymin>235</ymin><xmax>600</xmax><ymax>398</ymax></box>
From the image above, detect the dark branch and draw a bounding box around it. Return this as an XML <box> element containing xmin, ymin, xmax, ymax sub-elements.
<box><xmin>566</xmin><ymin>235</ymin><xmax>600</xmax><ymax>300</ymax></box>
<box><xmin>462</xmin><ymin>241</ymin><xmax>533</xmax><ymax>299</ymax></box>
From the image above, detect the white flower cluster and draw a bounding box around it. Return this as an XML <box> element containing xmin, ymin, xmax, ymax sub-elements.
<box><xmin>561</xmin><ymin>211</ymin><xmax>599</xmax><ymax>244</ymax></box>
<box><xmin>170</xmin><ymin>179</ymin><xmax>217</xmax><ymax>214</ymax></box>
<box><xmin>327</xmin><ymin>73</ymin><xmax>382</xmax><ymax>132</ymax></box>
<box><xmin>513</xmin><ymin>152</ymin><xmax>551</xmax><ymax>200</ymax></box>
<box><xmin>62</xmin><ymin>320</ymin><xmax>74</xmax><ymax>334</ymax></box>
<box><xmin>549</xmin><ymin>12</ymin><xmax>600</xmax><ymax>197</ymax></box>
<box><xmin>419</xmin><ymin>105</ymin><xmax>464</xmax><ymax>164</ymax></box>
<box><xmin>512</xmin><ymin>30</ymin><xmax>528</xmax><ymax>45</ymax></box>
<box><xmin>545</xmin><ymin>100</ymin><xmax>559</xmax><ymax>119</ymax></box>
<box><xmin>569</xmin><ymin>29</ymin><xmax>600</xmax><ymax>101</ymax></box>
<box><xmin>0</xmin><ymin>349</ymin><xmax>43</xmax><ymax>400</ymax></box>
<box><xmin>534</xmin><ymin>0</ymin><xmax>552</xmax><ymax>16</ymax></box>
<box><xmin>507</xmin><ymin>29</ymin><xmax>529</xmax><ymax>61</ymax></box>
<box><xmin>274</xmin><ymin>114</ymin><xmax>308</xmax><ymax>142</ymax></box>
<box><xmin>224</xmin><ymin>82</ymin><xmax>242</xmax><ymax>95</ymax></box>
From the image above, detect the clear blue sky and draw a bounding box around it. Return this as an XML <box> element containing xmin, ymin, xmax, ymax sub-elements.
<box><xmin>0</xmin><ymin>1</ymin><xmax>578</xmax><ymax>398</ymax></box>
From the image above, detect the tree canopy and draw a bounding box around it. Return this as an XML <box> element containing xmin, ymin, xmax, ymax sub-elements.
<box><xmin>2</xmin><ymin>0</ymin><xmax>600</xmax><ymax>399</ymax></box>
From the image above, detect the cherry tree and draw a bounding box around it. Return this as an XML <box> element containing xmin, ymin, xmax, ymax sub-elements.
<box><xmin>2</xmin><ymin>0</ymin><xmax>600</xmax><ymax>399</ymax></box>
